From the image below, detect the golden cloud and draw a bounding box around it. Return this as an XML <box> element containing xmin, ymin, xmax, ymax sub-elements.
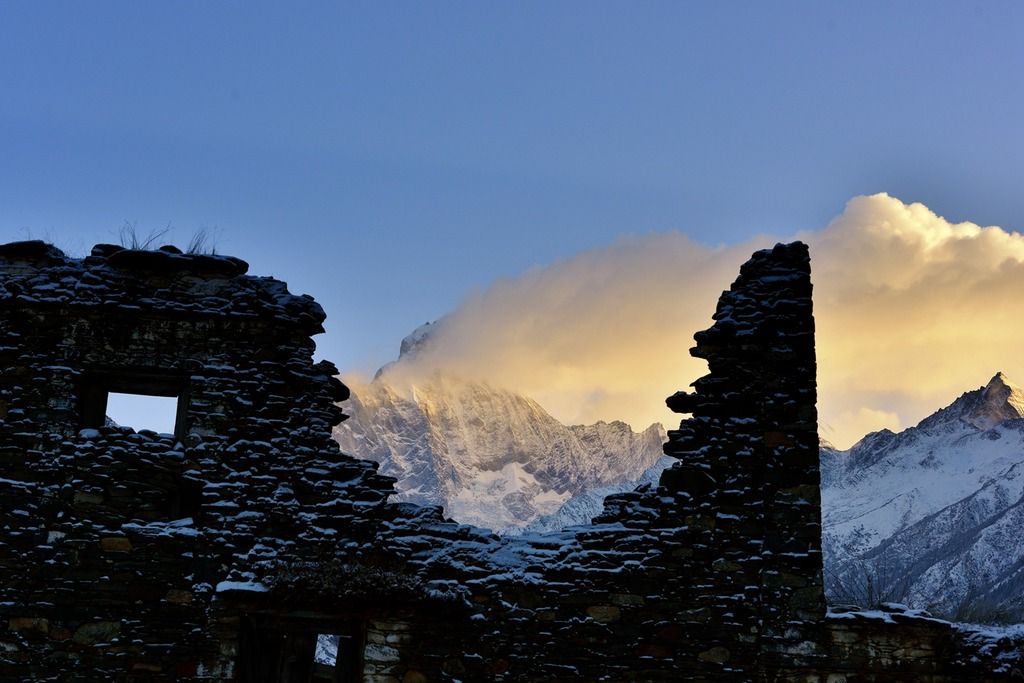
<box><xmin>369</xmin><ymin>193</ymin><xmax>1024</xmax><ymax>449</ymax></box>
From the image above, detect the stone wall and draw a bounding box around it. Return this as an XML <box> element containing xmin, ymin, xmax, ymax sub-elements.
<box><xmin>346</xmin><ymin>242</ymin><xmax>826</xmax><ymax>681</ymax></box>
<box><xmin>1</xmin><ymin>239</ymin><xmax>1016</xmax><ymax>682</ymax></box>
<box><xmin>0</xmin><ymin>241</ymin><xmax>402</xmax><ymax>680</ymax></box>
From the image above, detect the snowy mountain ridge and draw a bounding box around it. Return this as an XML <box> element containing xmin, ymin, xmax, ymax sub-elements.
<box><xmin>334</xmin><ymin>324</ymin><xmax>665</xmax><ymax>530</ymax></box>
<box><xmin>919</xmin><ymin>371</ymin><xmax>1024</xmax><ymax>431</ymax></box>
<box><xmin>823</xmin><ymin>372</ymin><xmax>1024</xmax><ymax>620</ymax></box>
<box><xmin>334</xmin><ymin>375</ymin><xmax>665</xmax><ymax>529</ymax></box>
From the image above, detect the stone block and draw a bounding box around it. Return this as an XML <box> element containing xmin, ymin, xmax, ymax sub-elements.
<box><xmin>99</xmin><ymin>537</ymin><xmax>132</xmax><ymax>553</ymax></box>
<box><xmin>586</xmin><ymin>605</ymin><xmax>621</xmax><ymax>623</ymax></box>
<box><xmin>365</xmin><ymin>644</ymin><xmax>402</xmax><ymax>663</ymax></box>
<box><xmin>697</xmin><ymin>646</ymin><xmax>731</xmax><ymax>663</ymax></box>
<box><xmin>72</xmin><ymin>621</ymin><xmax>121</xmax><ymax>645</ymax></box>
<box><xmin>164</xmin><ymin>589</ymin><xmax>193</xmax><ymax>604</ymax></box>
<box><xmin>8</xmin><ymin>617</ymin><xmax>49</xmax><ymax>635</ymax></box>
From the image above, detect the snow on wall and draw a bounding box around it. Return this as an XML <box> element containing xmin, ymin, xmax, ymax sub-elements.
<box><xmin>0</xmin><ymin>239</ymin><xmax>1013</xmax><ymax>681</ymax></box>
<box><xmin>0</xmin><ymin>240</ymin><xmax>403</xmax><ymax>679</ymax></box>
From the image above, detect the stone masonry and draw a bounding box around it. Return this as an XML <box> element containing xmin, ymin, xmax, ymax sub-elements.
<box><xmin>0</xmin><ymin>239</ymin><xmax>1017</xmax><ymax>682</ymax></box>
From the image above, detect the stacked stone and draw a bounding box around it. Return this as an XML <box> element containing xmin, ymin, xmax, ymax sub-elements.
<box><xmin>552</xmin><ymin>241</ymin><xmax>821</xmax><ymax>679</ymax></box>
<box><xmin>662</xmin><ymin>242</ymin><xmax>825</xmax><ymax>671</ymax></box>
<box><xmin>0</xmin><ymin>240</ymin><xmax>400</xmax><ymax>679</ymax></box>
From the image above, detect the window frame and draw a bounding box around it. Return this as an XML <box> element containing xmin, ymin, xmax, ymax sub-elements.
<box><xmin>79</xmin><ymin>370</ymin><xmax>190</xmax><ymax>440</ymax></box>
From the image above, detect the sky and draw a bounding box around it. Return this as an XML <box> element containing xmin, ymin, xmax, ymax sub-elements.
<box><xmin>2</xmin><ymin>3</ymin><xmax>1024</xmax><ymax>445</ymax></box>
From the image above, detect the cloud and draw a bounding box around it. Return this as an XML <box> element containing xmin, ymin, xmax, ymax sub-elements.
<box><xmin>370</xmin><ymin>193</ymin><xmax>1024</xmax><ymax>449</ymax></box>
<box><xmin>821</xmin><ymin>408</ymin><xmax>902</xmax><ymax>450</ymax></box>
<box><xmin>809</xmin><ymin>194</ymin><xmax>1024</xmax><ymax>446</ymax></box>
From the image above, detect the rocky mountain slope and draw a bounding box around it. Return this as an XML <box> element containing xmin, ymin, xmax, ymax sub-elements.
<box><xmin>333</xmin><ymin>326</ymin><xmax>665</xmax><ymax>530</ymax></box>
<box><xmin>511</xmin><ymin>454</ymin><xmax>674</xmax><ymax>534</ymax></box>
<box><xmin>822</xmin><ymin>372</ymin><xmax>1024</xmax><ymax>621</ymax></box>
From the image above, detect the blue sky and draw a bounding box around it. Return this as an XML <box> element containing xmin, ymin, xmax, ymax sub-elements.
<box><xmin>2</xmin><ymin>2</ymin><xmax>1023</xmax><ymax>377</ymax></box>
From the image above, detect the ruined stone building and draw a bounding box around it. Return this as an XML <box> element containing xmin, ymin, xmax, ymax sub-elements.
<box><xmin>0</xmin><ymin>239</ymin><xmax>1016</xmax><ymax>681</ymax></box>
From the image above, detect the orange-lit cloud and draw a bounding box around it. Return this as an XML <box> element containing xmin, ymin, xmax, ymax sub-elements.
<box><xmin>807</xmin><ymin>194</ymin><xmax>1024</xmax><ymax>447</ymax></box>
<box><xmin>364</xmin><ymin>194</ymin><xmax>1024</xmax><ymax>449</ymax></box>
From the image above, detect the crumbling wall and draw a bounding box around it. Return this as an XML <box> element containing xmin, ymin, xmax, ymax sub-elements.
<box><xmin>350</xmin><ymin>242</ymin><xmax>824</xmax><ymax>681</ymax></box>
<box><xmin>660</xmin><ymin>240</ymin><xmax>826</xmax><ymax>673</ymax></box>
<box><xmin>0</xmin><ymin>241</ymin><xmax>400</xmax><ymax>679</ymax></box>
<box><xmin>1</xmin><ymin>239</ymin><xmax>1015</xmax><ymax>682</ymax></box>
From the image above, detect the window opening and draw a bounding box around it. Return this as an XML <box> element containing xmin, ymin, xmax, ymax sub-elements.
<box><xmin>313</xmin><ymin>634</ymin><xmax>359</xmax><ymax>683</ymax></box>
<box><xmin>79</xmin><ymin>371</ymin><xmax>189</xmax><ymax>440</ymax></box>
<box><xmin>105</xmin><ymin>392</ymin><xmax>180</xmax><ymax>435</ymax></box>
<box><xmin>314</xmin><ymin>633</ymin><xmax>339</xmax><ymax>667</ymax></box>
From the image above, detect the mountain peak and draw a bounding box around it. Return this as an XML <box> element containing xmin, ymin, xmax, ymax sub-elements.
<box><xmin>948</xmin><ymin>372</ymin><xmax>1024</xmax><ymax>431</ymax></box>
<box><xmin>373</xmin><ymin>321</ymin><xmax>439</xmax><ymax>380</ymax></box>
<box><xmin>976</xmin><ymin>372</ymin><xmax>1024</xmax><ymax>427</ymax></box>
<box><xmin>985</xmin><ymin>371</ymin><xmax>1019</xmax><ymax>395</ymax></box>
<box><xmin>398</xmin><ymin>321</ymin><xmax>435</xmax><ymax>360</ymax></box>
<box><xmin>912</xmin><ymin>372</ymin><xmax>1024</xmax><ymax>433</ymax></box>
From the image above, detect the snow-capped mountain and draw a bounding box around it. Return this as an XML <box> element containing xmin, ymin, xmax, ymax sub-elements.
<box><xmin>822</xmin><ymin>372</ymin><xmax>1024</xmax><ymax>620</ymax></box>
<box><xmin>511</xmin><ymin>455</ymin><xmax>675</xmax><ymax>535</ymax></box>
<box><xmin>333</xmin><ymin>326</ymin><xmax>665</xmax><ymax>530</ymax></box>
